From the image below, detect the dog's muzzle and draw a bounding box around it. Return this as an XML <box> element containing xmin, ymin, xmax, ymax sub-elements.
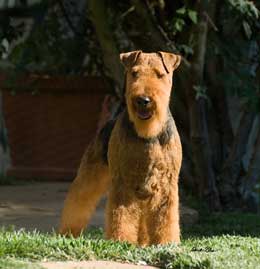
<box><xmin>133</xmin><ymin>96</ymin><xmax>154</xmax><ymax>120</ymax></box>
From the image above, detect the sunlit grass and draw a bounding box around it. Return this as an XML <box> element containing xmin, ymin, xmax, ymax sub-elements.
<box><xmin>0</xmin><ymin>213</ymin><xmax>260</xmax><ymax>269</ymax></box>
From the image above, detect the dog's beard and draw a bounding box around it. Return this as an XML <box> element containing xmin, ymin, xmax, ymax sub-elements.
<box><xmin>127</xmin><ymin>101</ymin><xmax>168</xmax><ymax>139</ymax></box>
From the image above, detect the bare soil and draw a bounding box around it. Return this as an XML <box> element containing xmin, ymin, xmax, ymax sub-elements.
<box><xmin>0</xmin><ymin>182</ymin><xmax>105</xmax><ymax>232</ymax></box>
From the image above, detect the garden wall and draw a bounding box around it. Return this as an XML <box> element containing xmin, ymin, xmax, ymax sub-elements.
<box><xmin>1</xmin><ymin>75</ymin><xmax>109</xmax><ymax>181</ymax></box>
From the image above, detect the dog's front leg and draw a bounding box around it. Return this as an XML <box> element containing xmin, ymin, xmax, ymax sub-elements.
<box><xmin>105</xmin><ymin>189</ymin><xmax>140</xmax><ymax>245</ymax></box>
<box><xmin>147</xmin><ymin>184</ymin><xmax>180</xmax><ymax>245</ymax></box>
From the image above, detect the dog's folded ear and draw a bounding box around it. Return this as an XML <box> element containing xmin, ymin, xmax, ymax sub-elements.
<box><xmin>120</xmin><ymin>50</ymin><xmax>142</xmax><ymax>69</ymax></box>
<box><xmin>157</xmin><ymin>52</ymin><xmax>182</xmax><ymax>73</ymax></box>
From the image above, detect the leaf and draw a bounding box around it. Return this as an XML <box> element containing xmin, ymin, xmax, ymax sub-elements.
<box><xmin>178</xmin><ymin>44</ymin><xmax>193</xmax><ymax>56</ymax></box>
<box><xmin>188</xmin><ymin>10</ymin><xmax>198</xmax><ymax>24</ymax></box>
<box><xmin>174</xmin><ymin>19</ymin><xmax>185</xmax><ymax>32</ymax></box>
<box><xmin>176</xmin><ymin>6</ymin><xmax>186</xmax><ymax>15</ymax></box>
<box><xmin>242</xmin><ymin>20</ymin><xmax>252</xmax><ymax>39</ymax></box>
<box><xmin>193</xmin><ymin>85</ymin><xmax>209</xmax><ymax>101</ymax></box>
<box><xmin>251</xmin><ymin>6</ymin><xmax>259</xmax><ymax>19</ymax></box>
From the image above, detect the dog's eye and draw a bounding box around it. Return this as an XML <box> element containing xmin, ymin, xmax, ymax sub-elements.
<box><xmin>131</xmin><ymin>71</ymin><xmax>138</xmax><ymax>78</ymax></box>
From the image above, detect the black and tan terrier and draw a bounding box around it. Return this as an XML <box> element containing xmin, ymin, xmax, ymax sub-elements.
<box><xmin>59</xmin><ymin>51</ymin><xmax>182</xmax><ymax>246</ymax></box>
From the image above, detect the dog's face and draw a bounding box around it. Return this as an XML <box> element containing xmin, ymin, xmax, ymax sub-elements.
<box><xmin>120</xmin><ymin>51</ymin><xmax>181</xmax><ymax>139</ymax></box>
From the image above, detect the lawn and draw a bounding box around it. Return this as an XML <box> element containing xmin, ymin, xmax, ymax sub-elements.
<box><xmin>0</xmin><ymin>213</ymin><xmax>260</xmax><ymax>269</ymax></box>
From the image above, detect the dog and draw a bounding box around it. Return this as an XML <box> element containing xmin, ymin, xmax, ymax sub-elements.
<box><xmin>59</xmin><ymin>51</ymin><xmax>182</xmax><ymax>246</ymax></box>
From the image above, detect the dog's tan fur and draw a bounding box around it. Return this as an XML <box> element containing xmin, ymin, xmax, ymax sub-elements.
<box><xmin>59</xmin><ymin>51</ymin><xmax>182</xmax><ymax>245</ymax></box>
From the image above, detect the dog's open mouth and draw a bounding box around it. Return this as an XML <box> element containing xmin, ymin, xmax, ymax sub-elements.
<box><xmin>136</xmin><ymin>109</ymin><xmax>153</xmax><ymax>120</ymax></box>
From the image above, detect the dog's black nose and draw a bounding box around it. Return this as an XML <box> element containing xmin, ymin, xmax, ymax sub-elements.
<box><xmin>136</xmin><ymin>96</ymin><xmax>151</xmax><ymax>107</ymax></box>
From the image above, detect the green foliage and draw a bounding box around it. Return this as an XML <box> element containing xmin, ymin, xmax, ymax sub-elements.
<box><xmin>10</xmin><ymin>15</ymin><xmax>83</xmax><ymax>74</ymax></box>
<box><xmin>217</xmin><ymin>53</ymin><xmax>259</xmax><ymax>111</ymax></box>
<box><xmin>226</xmin><ymin>0</ymin><xmax>259</xmax><ymax>40</ymax></box>
<box><xmin>206</xmin><ymin>0</ymin><xmax>260</xmax><ymax>111</ymax></box>
<box><xmin>193</xmin><ymin>85</ymin><xmax>208</xmax><ymax>101</ymax></box>
<box><xmin>242</xmin><ymin>21</ymin><xmax>252</xmax><ymax>39</ymax></box>
<box><xmin>176</xmin><ymin>7</ymin><xmax>198</xmax><ymax>24</ymax></box>
<box><xmin>173</xmin><ymin>17</ymin><xmax>185</xmax><ymax>33</ymax></box>
<box><xmin>187</xmin><ymin>10</ymin><xmax>198</xmax><ymax>24</ymax></box>
<box><xmin>1</xmin><ymin>4</ymin><xmax>102</xmax><ymax>76</ymax></box>
<box><xmin>170</xmin><ymin>6</ymin><xmax>198</xmax><ymax>36</ymax></box>
<box><xmin>176</xmin><ymin>44</ymin><xmax>193</xmax><ymax>56</ymax></box>
<box><xmin>227</xmin><ymin>0</ymin><xmax>259</xmax><ymax>20</ymax></box>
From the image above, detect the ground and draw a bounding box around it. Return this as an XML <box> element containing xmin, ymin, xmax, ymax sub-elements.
<box><xmin>0</xmin><ymin>182</ymin><xmax>198</xmax><ymax>232</ymax></box>
<box><xmin>0</xmin><ymin>182</ymin><xmax>104</xmax><ymax>232</ymax></box>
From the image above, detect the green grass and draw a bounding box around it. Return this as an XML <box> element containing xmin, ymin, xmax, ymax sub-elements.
<box><xmin>0</xmin><ymin>213</ymin><xmax>260</xmax><ymax>269</ymax></box>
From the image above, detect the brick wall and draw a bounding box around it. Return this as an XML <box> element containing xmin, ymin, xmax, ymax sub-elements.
<box><xmin>1</xmin><ymin>75</ymin><xmax>109</xmax><ymax>181</ymax></box>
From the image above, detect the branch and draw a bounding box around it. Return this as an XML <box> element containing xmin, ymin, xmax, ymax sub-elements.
<box><xmin>87</xmin><ymin>0</ymin><xmax>124</xmax><ymax>97</ymax></box>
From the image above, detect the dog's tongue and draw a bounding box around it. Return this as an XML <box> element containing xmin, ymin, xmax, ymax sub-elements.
<box><xmin>137</xmin><ymin>110</ymin><xmax>152</xmax><ymax>120</ymax></box>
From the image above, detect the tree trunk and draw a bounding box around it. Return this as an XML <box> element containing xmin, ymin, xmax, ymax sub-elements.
<box><xmin>186</xmin><ymin>1</ymin><xmax>221</xmax><ymax>210</ymax></box>
<box><xmin>206</xmin><ymin>56</ymin><xmax>234</xmax><ymax>171</ymax></box>
<box><xmin>241</xmin><ymin>118</ymin><xmax>260</xmax><ymax>213</ymax></box>
<box><xmin>87</xmin><ymin>0</ymin><xmax>125</xmax><ymax>97</ymax></box>
<box><xmin>218</xmin><ymin>110</ymin><xmax>255</xmax><ymax>209</ymax></box>
<box><xmin>0</xmin><ymin>91</ymin><xmax>11</xmax><ymax>177</ymax></box>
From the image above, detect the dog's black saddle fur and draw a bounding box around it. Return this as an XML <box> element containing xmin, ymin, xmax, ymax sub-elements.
<box><xmin>99</xmin><ymin>106</ymin><xmax>176</xmax><ymax>165</ymax></box>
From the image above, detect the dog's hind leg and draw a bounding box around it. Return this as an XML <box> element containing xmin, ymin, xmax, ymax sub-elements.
<box><xmin>59</xmin><ymin>122</ymin><xmax>114</xmax><ymax>237</ymax></box>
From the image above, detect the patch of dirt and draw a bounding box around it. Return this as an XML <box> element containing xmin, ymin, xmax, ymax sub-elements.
<box><xmin>0</xmin><ymin>182</ymin><xmax>105</xmax><ymax>232</ymax></box>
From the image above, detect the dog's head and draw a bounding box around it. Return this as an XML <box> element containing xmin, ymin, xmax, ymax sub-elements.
<box><xmin>120</xmin><ymin>51</ymin><xmax>181</xmax><ymax>139</ymax></box>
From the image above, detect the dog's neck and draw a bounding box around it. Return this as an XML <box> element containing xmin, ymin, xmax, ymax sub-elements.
<box><xmin>122</xmin><ymin>109</ymin><xmax>175</xmax><ymax>145</ymax></box>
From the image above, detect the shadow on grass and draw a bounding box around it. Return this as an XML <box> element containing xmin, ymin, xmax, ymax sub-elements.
<box><xmin>182</xmin><ymin>212</ymin><xmax>260</xmax><ymax>238</ymax></box>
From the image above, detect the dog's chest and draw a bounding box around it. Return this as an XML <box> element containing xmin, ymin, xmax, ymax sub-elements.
<box><xmin>122</xmin><ymin>145</ymin><xmax>174</xmax><ymax>186</ymax></box>
<box><xmin>108</xmin><ymin>119</ymin><xmax>177</xmax><ymax>184</ymax></box>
